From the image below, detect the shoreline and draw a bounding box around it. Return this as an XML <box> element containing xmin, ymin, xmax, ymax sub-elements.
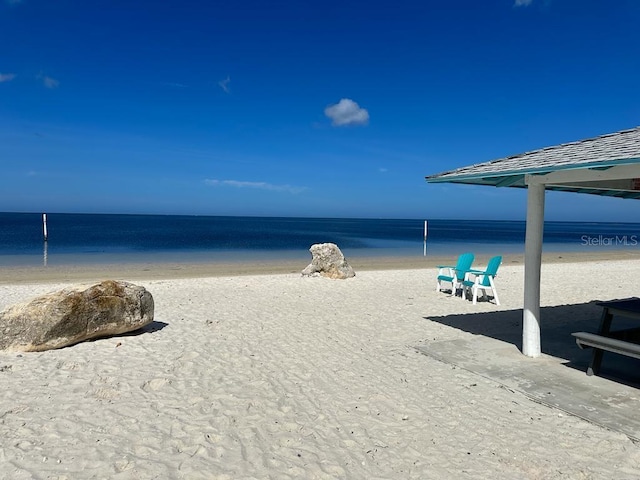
<box><xmin>1</xmin><ymin>258</ymin><xmax>640</xmax><ymax>477</ymax></box>
<box><xmin>1</xmin><ymin>249</ymin><xmax>637</xmax><ymax>285</ymax></box>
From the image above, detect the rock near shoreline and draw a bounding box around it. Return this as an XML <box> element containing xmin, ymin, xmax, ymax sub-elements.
<box><xmin>301</xmin><ymin>243</ymin><xmax>356</xmax><ymax>279</ymax></box>
<box><xmin>0</xmin><ymin>280</ymin><xmax>154</xmax><ymax>352</ymax></box>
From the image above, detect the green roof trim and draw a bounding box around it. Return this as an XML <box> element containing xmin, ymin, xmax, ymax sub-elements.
<box><xmin>425</xmin><ymin>126</ymin><xmax>640</xmax><ymax>200</ymax></box>
<box><xmin>426</xmin><ymin>157</ymin><xmax>640</xmax><ymax>183</ymax></box>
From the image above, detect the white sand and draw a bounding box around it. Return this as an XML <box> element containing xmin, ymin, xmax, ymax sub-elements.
<box><xmin>1</xmin><ymin>260</ymin><xmax>640</xmax><ymax>479</ymax></box>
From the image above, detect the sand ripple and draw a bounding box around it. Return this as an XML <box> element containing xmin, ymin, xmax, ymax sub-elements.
<box><xmin>1</xmin><ymin>262</ymin><xmax>640</xmax><ymax>478</ymax></box>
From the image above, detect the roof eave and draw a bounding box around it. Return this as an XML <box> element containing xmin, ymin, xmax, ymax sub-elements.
<box><xmin>425</xmin><ymin>157</ymin><xmax>640</xmax><ymax>184</ymax></box>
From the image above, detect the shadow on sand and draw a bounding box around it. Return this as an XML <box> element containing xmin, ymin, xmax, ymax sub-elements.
<box><xmin>417</xmin><ymin>300</ymin><xmax>640</xmax><ymax>441</ymax></box>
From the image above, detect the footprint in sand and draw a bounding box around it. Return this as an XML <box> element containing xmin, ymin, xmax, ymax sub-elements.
<box><xmin>56</xmin><ymin>361</ymin><xmax>83</xmax><ymax>371</ymax></box>
<box><xmin>141</xmin><ymin>378</ymin><xmax>171</xmax><ymax>392</ymax></box>
<box><xmin>92</xmin><ymin>387</ymin><xmax>121</xmax><ymax>400</ymax></box>
<box><xmin>114</xmin><ymin>457</ymin><xmax>134</xmax><ymax>472</ymax></box>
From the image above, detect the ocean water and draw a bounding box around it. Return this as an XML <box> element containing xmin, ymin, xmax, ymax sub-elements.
<box><xmin>0</xmin><ymin>212</ymin><xmax>639</xmax><ymax>267</ymax></box>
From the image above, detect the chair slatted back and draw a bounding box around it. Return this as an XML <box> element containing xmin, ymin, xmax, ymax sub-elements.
<box><xmin>455</xmin><ymin>253</ymin><xmax>475</xmax><ymax>281</ymax></box>
<box><xmin>480</xmin><ymin>255</ymin><xmax>502</xmax><ymax>286</ymax></box>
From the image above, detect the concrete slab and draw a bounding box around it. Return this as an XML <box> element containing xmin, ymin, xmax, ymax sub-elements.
<box><xmin>417</xmin><ymin>303</ymin><xmax>640</xmax><ymax>442</ymax></box>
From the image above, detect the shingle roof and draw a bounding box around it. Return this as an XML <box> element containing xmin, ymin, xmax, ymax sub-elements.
<box><xmin>427</xmin><ymin>126</ymin><xmax>640</xmax><ymax>181</ymax></box>
<box><xmin>425</xmin><ymin>126</ymin><xmax>640</xmax><ymax>199</ymax></box>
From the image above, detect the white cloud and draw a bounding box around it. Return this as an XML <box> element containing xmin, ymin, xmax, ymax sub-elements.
<box><xmin>324</xmin><ymin>98</ymin><xmax>369</xmax><ymax>127</ymax></box>
<box><xmin>514</xmin><ymin>0</ymin><xmax>534</xmax><ymax>6</ymax></box>
<box><xmin>0</xmin><ymin>73</ymin><xmax>16</xmax><ymax>82</ymax></box>
<box><xmin>218</xmin><ymin>76</ymin><xmax>230</xmax><ymax>93</ymax></box>
<box><xmin>43</xmin><ymin>76</ymin><xmax>59</xmax><ymax>88</ymax></box>
<box><xmin>205</xmin><ymin>179</ymin><xmax>306</xmax><ymax>194</ymax></box>
<box><xmin>37</xmin><ymin>72</ymin><xmax>59</xmax><ymax>88</ymax></box>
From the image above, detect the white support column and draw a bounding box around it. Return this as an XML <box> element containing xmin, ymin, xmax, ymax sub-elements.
<box><xmin>523</xmin><ymin>182</ymin><xmax>545</xmax><ymax>357</ymax></box>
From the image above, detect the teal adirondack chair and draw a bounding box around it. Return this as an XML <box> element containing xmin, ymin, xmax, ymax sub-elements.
<box><xmin>462</xmin><ymin>255</ymin><xmax>502</xmax><ymax>305</ymax></box>
<box><xmin>436</xmin><ymin>252</ymin><xmax>475</xmax><ymax>297</ymax></box>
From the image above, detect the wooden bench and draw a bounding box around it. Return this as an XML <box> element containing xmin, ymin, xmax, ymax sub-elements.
<box><xmin>573</xmin><ymin>332</ymin><xmax>640</xmax><ymax>376</ymax></box>
<box><xmin>573</xmin><ymin>298</ymin><xmax>640</xmax><ymax>376</ymax></box>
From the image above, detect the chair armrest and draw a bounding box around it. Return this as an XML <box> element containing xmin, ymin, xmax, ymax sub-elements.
<box><xmin>456</xmin><ymin>268</ymin><xmax>479</xmax><ymax>278</ymax></box>
<box><xmin>465</xmin><ymin>269</ymin><xmax>485</xmax><ymax>274</ymax></box>
<box><xmin>437</xmin><ymin>266</ymin><xmax>455</xmax><ymax>276</ymax></box>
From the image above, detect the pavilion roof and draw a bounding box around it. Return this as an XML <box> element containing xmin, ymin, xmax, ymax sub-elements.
<box><xmin>426</xmin><ymin>126</ymin><xmax>640</xmax><ymax>199</ymax></box>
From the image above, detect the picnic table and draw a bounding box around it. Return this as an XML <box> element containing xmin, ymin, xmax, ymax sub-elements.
<box><xmin>572</xmin><ymin>298</ymin><xmax>640</xmax><ymax>376</ymax></box>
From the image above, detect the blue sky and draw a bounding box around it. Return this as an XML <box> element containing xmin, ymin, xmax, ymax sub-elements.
<box><xmin>1</xmin><ymin>0</ymin><xmax>639</xmax><ymax>221</ymax></box>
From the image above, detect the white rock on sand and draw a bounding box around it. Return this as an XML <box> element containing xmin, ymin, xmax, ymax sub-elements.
<box><xmin>0</xmin><ymin>260</ymin><xmax>639</xmax><ymax>479</ymax></box>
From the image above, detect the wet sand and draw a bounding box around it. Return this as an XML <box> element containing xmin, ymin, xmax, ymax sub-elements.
<box><xmin>1</xmin><ymin>249</ymin><xmax>638</xmax><ymax>285</ymax></box>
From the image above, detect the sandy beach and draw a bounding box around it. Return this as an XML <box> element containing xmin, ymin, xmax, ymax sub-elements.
<box><xmin>1</xmin><ymin>252</ymin><xmax>640</xmax><ymax>479</ymax></box>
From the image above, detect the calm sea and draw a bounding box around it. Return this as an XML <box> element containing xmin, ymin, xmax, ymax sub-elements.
<box><xmin>0</xmin><ymin>212</ymin><xmax>639</xmax><ymax>266</ymax></box>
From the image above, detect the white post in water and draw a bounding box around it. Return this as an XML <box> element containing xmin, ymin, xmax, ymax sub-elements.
<box><xmin>423</xmin><ymin>220</ymin><xmax>428</xmax><ymax>256</ymax></box>
<box><xmin>42</xmin><ymin>213</ymin><xmax>48</xmax><ymax>242</ymax></box>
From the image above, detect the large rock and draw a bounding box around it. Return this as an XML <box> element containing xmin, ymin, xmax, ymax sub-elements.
<box><xmin>0</xmin><ymin>280</ymin><xmax>154</xmax><ymax>352</ymax></box>
<box><xmin>301</xmin><ymin>243</ymin><xmax>355</xmax><ymax>279</ymax></box>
